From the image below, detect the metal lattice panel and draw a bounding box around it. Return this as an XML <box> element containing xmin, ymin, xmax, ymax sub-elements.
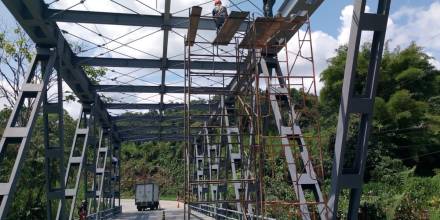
<box><xmin>327</xmin><ymin>0</ymin><xmax>391</xmax><ymax>219</ymax></box>
<box><xmin>0</xmin><ymin>0</ymin><xmax>393</xmax><ymax>219</ymax></box>
<box><xmin>0</xmin><ymin>49</ymin><xmax>57</xmax><ymax>218</ymax></box>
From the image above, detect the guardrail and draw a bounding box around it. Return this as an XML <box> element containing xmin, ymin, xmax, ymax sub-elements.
<box><xmin>190</xmin><ymin>204</ymin><xmax>276</xmax><ymax>220</ymax></box>
<box><xmin>86</xmin><ymin>206</ymin><xmax>122</xmax><ymax>220</ymax></box>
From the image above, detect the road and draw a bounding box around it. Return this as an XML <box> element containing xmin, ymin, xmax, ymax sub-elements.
<box><xmin>110</xmin><ymin>199</ymin><xmax>213</xmax><ymax>220</ymax></box>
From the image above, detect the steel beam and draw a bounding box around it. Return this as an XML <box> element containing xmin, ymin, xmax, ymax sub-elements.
<box><xmin>74</xmin><ymin>57</ymin><xmax>239</xmax><ymax>71</ymax></box>
<box><xmin>112</xmin><ymin>115</ymin><xmax>209</xmax><ymax>122</ymax></box>
<box><xmin>105</xmin><ymin>103</ymin><xmax>216</xmax><ymax>110</ymax></box>
<box><xmin>204</xmin><ymin>123</ymin><xmax>220</xmax><ymax>204</ymax></box>
<box><xmin>1</xmin><ymin>0</ymin><xmax>118</xmax><ymax>138</ymax></box>
<box><xmin>278</xmin><ymin>0</ymin><xmax>324</xmax><ymax>18</ymax></box>
<box><xmin>58</xmin><ymin>106</ymin><xmax>93</xmax><ymax>220</ymax></box>
<box><xmin>95</xmin><ymin>130</ymin><xmax>110</xmax><ymax>217</ymax></box>
<box><xmin>221</xmin><ymin>96</ymin><xmax>243</xmax><ymax>213</ymax></box>
<box><xmin>96</xmin><ymin>85</ymin><xmax>231</xmax><ymax>95</ymax></box>
<box><xmin>0</xmin><ymin>50</ymin><xmax>56</xmax><ymax>219</ymax></box>
<box><xmin>46</xmin><ymin>9</ymin><xmax>248</xmax><ymax>31</ymax></box>
<box><xmin>43</xmin><ymin>58</ymin><xmax>66</xmax><ymax>220</ymax></box>
<box><xmin>328</xmin><ymin>1</ymin><xmax>391</xmax><ymax>219</ymax></box>
<box><xmin>118</xmin><ymin>125</ymin><xmax>182</xmax><ymax>133</ymax></box>
<box><xmin>121</xmin><ymin>134</ymin><xmax>185</xmax><ymax>142</ymax></box>
<box><xmin>261</xmin><ymin>57</ymin><xmax>326</xmax><ymax>220</ymax></box>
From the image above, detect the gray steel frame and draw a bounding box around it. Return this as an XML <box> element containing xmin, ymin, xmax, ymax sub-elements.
<box><xmin>0</xmin><ymin>0</ymin><xmax>393</xmax><ymax>219</ymax></box>
<box><xmin>221</xmin><ymin>96</ymin><xmax>243</xmax><ymax>213</ymax></box>
<box><xmin>327</xmin><ymin>0</ymin><xmax>391</xmax><ymax>219</ymax></box>
<box><xmin>260</xmin><ymin>56</ymin><xmax>326</xmax><ymax>219</ymax></box>
<box><xmin>60</xmin><ymin>105</ymin><xmax>94</xmax><ymax>219</ymax></box>
<box><xmin>0</xmin><ymin>48</ymin><xmax>57</xmax><ymax>218</ymax></box>
<box><xmin>43</xmin><ymin>49</ymin><xmax>67</xmax><ymax>220</ymax></box>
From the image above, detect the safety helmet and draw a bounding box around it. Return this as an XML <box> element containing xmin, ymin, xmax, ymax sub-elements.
<box><xmin>214</xmin><ymin>0</ymin><xmax>222</xmax><ymax>5</ymax></box>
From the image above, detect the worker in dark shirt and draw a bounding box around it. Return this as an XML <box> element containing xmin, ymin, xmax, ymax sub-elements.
<box><xmin>212</xmin><ymin>0</ymin><xmax>228</xmax><ymax>32</ymax></box>
<box><xmin>263</xmin><ymin>0</ymin><xmax>276</xmax><ymax>17</ymax></box>
<box><xmin>78</xmin><ymin>200</ymin><xmax>88</xmax><ymax>220</ymax></box>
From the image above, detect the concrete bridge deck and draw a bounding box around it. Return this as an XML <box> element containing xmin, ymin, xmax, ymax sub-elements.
<box><xmin>111</xmin><ymin>200</ymin><xmax>214</xmax><ymax>220</ymax></box>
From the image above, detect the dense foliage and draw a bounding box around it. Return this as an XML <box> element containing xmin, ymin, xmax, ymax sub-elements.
<box><xmin>320</xmin><ymin>43</ymin><xmax>440</xmax><ymax>218</ymax></box>
<box><xmin>0</xmin><ymin>22</ymin><xmax>439</xmax><ymax>219</ymax></box>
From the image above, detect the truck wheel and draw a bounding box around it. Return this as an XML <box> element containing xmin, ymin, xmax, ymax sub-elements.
<box><xmin>137</xmin><ymin>207</ymin><xmax>141</xmax><ymax>212</ymax></box>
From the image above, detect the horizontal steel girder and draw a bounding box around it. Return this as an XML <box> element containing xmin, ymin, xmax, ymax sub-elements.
<box><xmin>117</xmin><ymin>125</ymin><xmax>183</xmax><ymax>133</ymax></box>
<box><xmin>278</xmin><ymin>0</ymin><xmax>324</xmax><ymax>18</ymax></box>
<box><xmin>106</xmin><ymin>103</ymin><xmax>216</xmax><ymax>110</ymax></box>
<box><xmin>74</xmin><ymin>57</ymin><xmax>240</xmax><ymax>70</ymax></box>
<box><xmin>1</xmin><ymin>0</ymin><xmax>119</xmax><ymax>138</ymax></box>
<box><xmin>120</xmin><ymin>134</ymin><xmax>185</xmax><ymax>142</ymax></box>
<box><xmin>112</xmin><ymin>115</ymin><xmax>209</xmax><ymax>122</ymax></box>
<box><xmin>96</xmin><ymin>85</ymin><xmax>231</xmax><ymax>94</ymax></box>
<box><xmin>46</xmin><ymin>9</ymin><xmax>249</xmax><ymax>32</ymax></box>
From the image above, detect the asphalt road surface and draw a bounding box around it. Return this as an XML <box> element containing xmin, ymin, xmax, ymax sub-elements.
<box><xmin>111</xmin><ymin>199</ymin><xmax>213</xmax><ymax>220</ymax></box>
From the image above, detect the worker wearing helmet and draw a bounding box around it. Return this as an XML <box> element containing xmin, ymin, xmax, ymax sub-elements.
<box><xmin>78</xmin><ymin>200</ymin><xmax>88</xmax><ymax>220</ymax></box>
<box><xmin>263</xmin><ymin>0</ymin><xmax>276</xmax><ymax>17</ymax></box>
<box><xmin>212</xmin><ymin>0</ymin><xmax>228</xmax><ymax>33</ymax></box>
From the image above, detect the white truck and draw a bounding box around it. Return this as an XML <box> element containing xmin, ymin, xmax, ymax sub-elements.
<box><xmin>135</xmin><ymin>182</ymin><xmax>160</xmax><ymax>211</ymax></box>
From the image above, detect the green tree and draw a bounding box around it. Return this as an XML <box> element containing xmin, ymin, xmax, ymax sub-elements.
<box><xmin>320</xmin><ymin>42</ymin><xmax>440</xmax><ymax>178</ymax></box>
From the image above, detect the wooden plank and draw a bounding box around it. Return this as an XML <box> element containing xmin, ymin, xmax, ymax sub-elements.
<box><xmin>186</xmin><ymin>6</ymin><xmax>202</xmax><ymax>46</ymax></box>
<box><xmin>213</xmin><ymin>11</ymin><xmax>249</xmax><ymax>45</ymax></box>
<box><xmin>239</xmin><ymin>16</ymin><xmax>306</xmax><ymax>50</ymax></box>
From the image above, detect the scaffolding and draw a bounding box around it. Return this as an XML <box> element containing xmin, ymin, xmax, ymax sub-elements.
<box><xmin>0</xmin><ymin>0</ymin><xmax>392</xmax><ymax>219</ymax></box>
<box><xmin>184</xmin><ymin>9</ymin><xmax>258</xmax><ymax>219</ymax></box>
<box><xmin>184</xmin><ymin>7</ymin><xmax>328</xmax><ymax>219</ymax></box>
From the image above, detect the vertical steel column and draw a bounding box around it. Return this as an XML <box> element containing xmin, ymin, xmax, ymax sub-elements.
<box><xmin>0</xmin><ymin>48</ymin><xmax>57</xmax><ymax>219</ymax></box>
<box><xmin>43</xmin><ymin>46</ymin><xmax>66</xmax><ymax>220</ymax></box>
<box><xmin>194</xmin><ymin>137</ymin><xmax>205</xmax><ymax>202</ymax></box>
<box><xmin>88</xmin><ymin>129</ymin><xmax>107</xmax><ymax>218</ymax></box>
<box><xmin>221</xmin><ymin>96</ymin><xmax>243</xmax><ymax>213</ymax></box>
<box><xmin>328</xmin><ymin>0</ymin><xmax>391</xmax><ymax>219</ymax></box>
<box><xmin>260</xmin><ymin>57</ymin><xmax>326</xmax><ymax>219</ymax></box>
<box><xmin>204</xmin><ymin>123</ymin><xmax>219</xmax><ymax>202</ymax></box>
<box><xmin>115</xmin><ymin>139</ymin><xmax>121</xmax><ymax>211</ymax></box>
<box><xmin>84</xmin><ymin>102</ymin><xmax>100</xmax><ymax>217</ymax></box>
<box><xmin>58</xmin><ymin>105</ymin><xmax>93</xmax><ymax>220</ymax></box>
<box><xmin>109</xmin><ymin>133</ymin><xmax>116</xmax><ymax>210</ymax></box>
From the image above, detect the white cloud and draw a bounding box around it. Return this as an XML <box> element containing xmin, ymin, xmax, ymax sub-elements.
<box><xmin>386</xmin><ymin>2</ymin><xmax>440</xmax><ymax>67</ymax></box>
<box><xmin>3</xmin><ymin>1</ymin><xmax>440</xmax><ymax>117</ymax></box>
<box><xmin>337</xmin><ymin>5</ymin><xmax>354</xmax><ymax>45</ymax></box>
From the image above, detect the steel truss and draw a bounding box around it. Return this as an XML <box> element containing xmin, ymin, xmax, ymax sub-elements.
<box><xmin>185</xmin><ymin>19</ymin><xmax>259</xmax><ymax>218</ymax></box>
<box><xmin>185</xmin><ymin>4</ymin><xmax>328</xmax><ymax>219</ymax></box>
<box><xmin>0</xmin><ymin>48</ymin><xmax>58</xmax><ymax>218</ymax></box>
<box><xmin>327</xmin><ymin>0</ymin><xmax>391</xmax><ymax>219</ymax></box>
<box><xmin>43</xmin><ymin>46</ymin><xmax>66</xmax><ymax>220</ymax></box>
<box><xmin>0</xmin><ymin>0</ymin><xmax>392</xmax><ymax>219</ymax></box>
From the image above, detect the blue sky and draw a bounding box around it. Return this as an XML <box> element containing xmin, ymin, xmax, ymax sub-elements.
<box><xmin>0</xmin><ymin>1</ymin><xmax>437</xmax><ymax>39</ymax></box>
<box><xmin>312</xmin><ymin>0</ymin><xmax>436</xmax><ymax>36</ymax></box>
<box><xmin>0</xmin><ymin>0</ymin><xmax>439</xmax><ymax>117</ymax></box>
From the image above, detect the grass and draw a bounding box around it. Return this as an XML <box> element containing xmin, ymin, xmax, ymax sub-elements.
<box><xmin>160</xmin><ymin>194</ymin><xmax>178</xmax><ymax>201</ymax></box>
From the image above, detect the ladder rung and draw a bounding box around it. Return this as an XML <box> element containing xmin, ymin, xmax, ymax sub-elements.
<box><xmin>65</xmin><ymin>189</ymin><xmax>76</xmax><ymax>197</ymax></box>
<box><xmin>22</xmin><ymin>83</ymin><xmax>43</xmax><ymax>93</ymax></box>
<box><xmin>0</xmin><ymin>183</ymin><xmax>10</xmax><ymax>195</ymax></box>
<box><xmin>3</xmin><ymin>127</ymin><xmax>28</xmax><ymax>138</ymax></box>
<box><xmin>70</xmin><ymin>157</ymin><xmax>82</xmax><ymax>164</ymax></box>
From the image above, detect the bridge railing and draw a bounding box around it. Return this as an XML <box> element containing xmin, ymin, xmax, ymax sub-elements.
<box><xmin>190</xmin><ymin>204</ymin><xmax>276</xmax><ymax>220</ymax></box>
<box><xmin>86</xmin><ymin>206</ymin><xmax>122</xmax><ymax>220</ymax></box>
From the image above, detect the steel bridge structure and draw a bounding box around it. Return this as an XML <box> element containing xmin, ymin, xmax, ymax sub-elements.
<box><xmin>0</xmin><ymin>0</ymin><xmax>390</xmax><ymax>219</ymax></box>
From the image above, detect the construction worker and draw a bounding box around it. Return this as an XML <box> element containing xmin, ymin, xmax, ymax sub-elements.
<box><xmin>78</xmin><ymin>200</ymin><xmax>88</xmax><ymax>220</ymax></box>
<box><xmin>212</xmin><ymin>0</ymin><xmax>228</xmax><ymax>32</ymax></box>
<box><xmin>263</xmin><ymin>0</ymin><xmax>276</xmax><ymax>17</ymax></box>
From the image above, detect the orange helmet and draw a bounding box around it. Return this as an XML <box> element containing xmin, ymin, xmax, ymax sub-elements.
<box><xmin>214</xmin><ymin>0</ymin><xmax>222</xmax><ymax>5</ymax></box>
